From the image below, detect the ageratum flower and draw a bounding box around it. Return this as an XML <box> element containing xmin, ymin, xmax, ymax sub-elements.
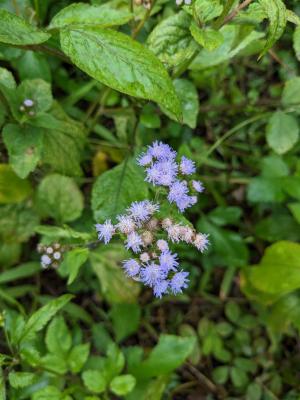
<box><xmin>95</xmin><ymin>220</ymin><xmax>115</xmax><ymax>244</ymax></box>
<box><xmin>159</xmin><ymin>250</ymin><xmax>179</xmax><ymax>273</ymax></box>
<box><xmin>180</xmin><ymin>156</ymin><xmax>196</xmax><ymax>175</ymax></box>
<box><xmin>170</xmin><ymin>271</ymin><xmax>189</xmax><ymax>294</ymax></box>
<box><xmin>153</xmin><ymin>280</ymin><xmax>169</xmax><ymax>298</ymax></box>
<box><xmin>122</xmin><ymin>259</ymin><xmax>140</xmax><ymax>277</ymax></box>
<box><xmin>140</xmin><ymin>263</ymin><xmax>166</xmax><ymax>287</ymax></box>
<box><xmin>125</xmin><ymin>231</ymin><xmax>143</xmax><ymax>253</ymax></box>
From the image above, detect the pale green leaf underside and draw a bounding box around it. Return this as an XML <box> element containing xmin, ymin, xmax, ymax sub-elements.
<box><xmin>0</xmin><ymin>9</ymin><xmax>50</xmax><ymax>45</ymax></box>
<box><xmin>60</xmin><ymin>27</ymin><xmax>181</xmax><ymax>118</ymax></box>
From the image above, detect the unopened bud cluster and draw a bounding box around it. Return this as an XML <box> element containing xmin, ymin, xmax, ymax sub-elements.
<box><xmin>37</xmin><ymin>243</ymin><xmax>66</xmax><ymax>269</ymax></box>
<box><xmin>19</xmin><ymin>98</ymin><xmax>35</xmax><ymax>117</ymax></box>
<box><xmin>134</xmin><ymin>0</ymin><xmax>151</xmax><ymax>9</ymax></box>
<box><xmin>95</xmin><ymin>142</ymin><xmax>209</xmax><ymax>298</ymax></box>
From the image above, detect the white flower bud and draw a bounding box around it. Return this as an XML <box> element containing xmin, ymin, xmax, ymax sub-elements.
<box><xmin>140</xmin><ymin>252</ymin><xmax>150</xmax><ymax>263</ymax></box>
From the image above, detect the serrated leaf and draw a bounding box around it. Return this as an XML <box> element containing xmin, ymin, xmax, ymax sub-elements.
<box><xmin>266</xmin><ymin>111</ymin><xmax>299</xmax><ymax>154</ymax></box>
<box><xmin>8</xmin><ymin>371</ymin><xmax>35</xmax><ymax>388</ymax></box>
<box><xmin>91</xmin><ymin>159</ymin><xmax>148</xmax><ymax>222</ymax></box>
<box><xmin>110</xmin><ymin>375</ymin><xmax>136</xmax><ymax>396</ymax></box>
<box><xmin>60</xmin><ymin>248</ymin><xmax>89</xmax><ymax>285</ymax></box>
<box><xmin>193</xmin><ymin>0</ymin><xmax>223</xmax><ymax>23</ymax></box>
<box><xmin>2</xmin><ymin>123</ymin><xmax>44</xmax><ymax>178</ymax></box>
<box><xmin>258</xmin><ymin>0</ymin><xmax>286</xmax><ymax>58</ymax></box>
<box><xmin>0</xmin><ymin>9</ymin><xmax>50</xmax><ymax>45</ymax></box>
<box><xmin>0</xmin><ymin>262</ymin><xmax>40</xmax><ymax>284</ymax></box>
<box><xmin>0</xmin><ymin>67</ymin><xmax>16</xmax><ymax>89</ymax></box>
<box><xmin>147</xmin><ymin>11</ymin><xmax>198</xmax><ymax>69</ymax></box>
<box><xmin>21</xmin><ymin>294</ymin><xmax>73</xmax><ymax>342</ymax></box>
<box><xmin>60</xmin><ymin>27</ymin><xmax>181</xmax><ymax>118</ymax></box>
<box><xmin>49</xmin><ymin>3</ymin><xmax>132</xmax><ymax>29</ymax></box>
<box><xmin>82</xmin><ymin>370</ymin><xmax>106</xmax><ymax>394</ymax></box>
<box><xmin>90</xmin><ymin>244</ymin><xmax>140</xmax><ymax>304</ymax></box>
<box><xmin>190</xmin><ymin>24</ymin><xmax>224</xmax><ymax>51</ymax></box>
<box><xmin>0</xmin><ymin>164</ymin><xmax>32</xmax><ymax>204</ymax></box>
<box><xmin>281</xmin><ymin>77</ymin><xmax>300</xmax><ymax>108</ymax></box>
<box><xmin>37</xmin><ymin>174</ymin><xmax>84</xmax><ymax>223</ymax></box>
<box><xmin>161</xmin><ymin>78</ymin><xmax>199</xmax><ymax>128</ymax></box>
<box><xmin>46</xmin><ymin>316</ymin><xmax>72</xmax><ymax>355</ymax></box>
<box><xmin>68</xmin><ymin>343</ymin><xmax>90</xmax><ymax>373</ymax></box>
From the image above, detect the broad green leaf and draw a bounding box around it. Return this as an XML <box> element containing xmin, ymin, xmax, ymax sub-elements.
<box><xmin>17</xmin><ymin>79</ymin><xmax>53</xmax><ymax>115</ymax></box>
<box><xmin>208</xmin><ymin>206</ymin><xmax>242</xmax><ymax>226</ymax></box>
<box><xmin>230</xmin><ymin>366</ymin><xmax>249</xmax><ymax>387</ymax></box>
<box><xmin>45</xmin><ymin>316</ymin><xmax>72</xmax><ymax>355</ymax></box>
<box><xmin>90</xmin><ymin>244</ymin><xmax>140</xmax><ymax>304</ymax></box>
<box><xmin>283</xmin><ymin>176</ymin><xmax>300</xmax><ymax>200</ymax></box>
<box><xmin>49</xmin><ymin>3</ymin><xmax>132</xmax><ymax>29</ymax></box>
<box><xmin>190</xmin><ymin>24</ymin><xmax>224</xmax><ymax>51</ymax></box>
<box><xmin>82</xmin><ymin>370</ymin><xmax>106</xmax><ymax>394</ymax></box>
<box><xmin>37</xmin><ymin>174</ymin><xmax>84</xmax><ymax>223</ymax></box>
<box><xmin>247</xmin><ymin>177</ymin><xmax>285</xmax><ymax>203</ymax></box>
<box><xmin>132</xmin><ymin>335</ymin><xmax>196</xmax><ymax>379</ymax></box>
<box><xmin>293</xmin><ymin>25</ymin><xmax>300</xmax><ymax>61</ymax></box>
<box><xmin>193</xmin><ymin>0</ymin><xmax>223</xmax><ymax>23</ymax></box>
<box><xmin>68</xmin><ymin>343</ymin><xmax>90</xmax><ymax>373</ymax></box>
<box><xmin>32</xmin><ymin>386</ymin><xmax>62</xmax><ymax>400</ymax></box>
<box><xmin>41</xmin><ymin>353</ymin><xmax>68</xmax><ymax>374</ymax></box>
<box><xmin>281</xmin><ymin>77</ymin><xmax>300</xmax><ymax>108</ymax></box>
<box><xmin>30</xmin><ymin>103</ymin><xmax>85</xmax><ymax>176</ymax></box>
<box><xmin>21</xmin><ymin>294</ymin><xmax>73</xmax><ymax>342</ymax></box>
<box><xmin>246</xmin><ymin>383</ymin><xmax>262</xmax><ymax>400</ymax></box>
<box><xmin>258</xmin><ymin>0</ymin><xmax>286</xmax><ymax>57</ymax></box>
<box><xmin>147</xmin><ymin>11</ymin><xmax>198</xmax><ymax>69</ymax></box>
<box><xmin>91</xmin><ymin>159</ymin><xmax>148</xmax><ymax>222</ymax></box>
<box><xmin>2</xmin><ymin>123</ymin><xmax>44</xmax><ymax>178</ymax></box>
<box><xmin>161</xmin><ymin>78</ymin><xmax>199</xmax><ymax>128</ymax></box>
<box><xmin>0</xmin><ymin>67</ymin><xmax>16</xmax><ymax>89</ymax></box>
<box><xmin>245</xmin><ymin>241</ymin><xmax>300</xmax><ymax>297</ymax></box>
<box><xmin>261</xmin><ymin>154</ymin><xmax>289</xmax><ymax>178</ymax></box>
<box><xmin>266</xmin><ymin>111</ymin><xmax>299</xmax><ymax>154</ymax></box>
<box><xmin>60</xmin><ymin>27</ymin><xmax>181</xmax><ymax>118</ymax></box>
<box><xmin>288</xmin><ymin>203</ymin><xmax>300</xmax><ymax>224</ymax></box>
<box><xmin>60</xmin><ymin>248</ymin><xmax>89</xmax><ymax>285</ymax></box>
<box><xmin>15</xmin><ymin>51</ymin><xmax>51</xmax><ymax>82</ymax></box>
<box><xmin>266</xmin><ymin>292</ymin><xmax>300</xmax><ymax>335</ymax></box>
<box><xmin>110</xmin><ymin>375</ymin><xmax>136</xmax><ymax>396</ymax></box>
<box><xmin>35</xmin><ymin>225</ymin><xmax>92</xmax><ymax>241</ymax></box>
<box><xmin>110</xmin><ymin>303</ymin><xmax>141</xmax><ymax>342</ymax></box>
<box><xmin>0</xmin><ymin>262</ymin><xmax>40</xmax><ymax>284</ymax></box>
<box><xmin>0</xmin><ymin>9</ymin><xmax>50</xmax><ymax>45</ymax></box>
<box><xmin>255</xmin><ymin>213</ymin><xmax>300</xmax><ymax>242</ymax></box>
<box><xmin>0</xmin><ymin>164</ymin><xmax>32</xmax><ymax>204</ymax></box>
<box><xmin>8</xmin><ymin>371</ymin><xmax>35</xmax><ymax>388</ymax></box>
<box><xmin>212</xmin><ymin>366</ymin><xmax>229</xmax><ymax>385</ymax></box>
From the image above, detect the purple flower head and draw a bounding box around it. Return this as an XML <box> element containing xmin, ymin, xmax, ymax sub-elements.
<box><xmin>116</xmin><ymin>215</ymin><xmax>135</xmax><ymax>234</ymax></box>
<box><xmin>137</xmin><ymin>152</ymin><xmax>153</xmax><ymax>167</ymax></box>
<box><xmin>148</xmin><ymin>141</ymin><xmax>176</xmax><ymax>160</ymax></box>
<box><xmin>168</xmin><ymin>180</ymin><xmax>188</xmax><ymax>203</ymax></box>
<box><xmin>128</xmin><ymin>200</ymin><xmax>153</xmax><ymax>224</ymax></box>
<box><xmin>159</xmin><ymin>250</ymin><xmax>179</xmax><ymax>273</ymax></box>
<box><xmin>140</xmin><ymin>262</ymin><xmax>165</xmax><ymax>287</ymax></box>
<box><xmin>145</xmin><ymin>201</ymin><xmax>160</xmax><ymax>215</ymax></box>
<box><xmin>146</xmin><ymin>159</ymin><xmax>178</xmax><ymax>187</ymax></box>
<box><xmin>153</xmin><ymin>280</ymin><xmax>169</xmax><ymax>298</ymax></box>
<box><xmin>175</xmin><ymin>194</ymin><xmax>197</xmax><ymax>212</ymax></box>
<box><xmin>95</xmin><ymin>220</ymin><xmax>115</xmax><ymax>244</ymax></box>
<box><xmin>170</xmin><ymin>271</ymin><xmax>189</xmax><ymax>294</ymax></box>
<box><xmin>157</xmin><ymin>239</ymin><xmax>169</xmax><ymax>252</ymax></box>
<box><xmin>23</xmin><ymin>98</ymin><xmax>34</xmax><ymax>107</ymax></box>
<box><xmin>192</xmin><ymin>180</ymin><xmax>204</xmax><ymax>193</ymax></box>
<box><xmin>180</xmin><ymin>156</ymin><xmax>196</xmax><ymax>175</ymax></box>
<box><xmin>194</xmin><ymin>233</ymin><xmax>210</xmax><ymax>252</ymax></box>
<box><xmin>125</xmin><ymin>231</ymin><xmax>143</xmax><ymax>253</ymax></box>
<box><xmin>122</xmin><ymin>259</ymin><xmax>140</xmax><ymax>277</ymax></box>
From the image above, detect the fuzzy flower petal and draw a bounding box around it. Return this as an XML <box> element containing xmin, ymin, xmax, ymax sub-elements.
<box><xmin>125</xmin><ymin>232</ymin><xmax>143</xmax><ymax>253</ymax></box>
<box><xmin>180</xmin><ymin>156</ymin><xmax>196</xmax><ymax>175</ymax></box>
<box><xmin>194</xmin><ymin>233</ymin><xmax>210</xmax><ymax>252</ymax></box>
<box><xmin>122</xmin><ymin>259</ymin><xmax>140</xmax><ymax>277</ymax></box>
<box><xmin>170</xmin><ymin>271</ymin><xmax>189</xmax><ymax>294</ymax></box>
<box><xmin>159</xmin><ymin>250</ymin><xmax>179</xmax><ymax>273</ymax></box>
<box><xmin>153</xmin><ymin>280</ymin><xmax>169</xmax><ymax>298</ymax></box>
<box><xmin>140</xmin><ymin>263</ymin><xmax>165</xmax><ymax>287</ymax></box>
<box><xmin>95</xmin><ymin>220</ymin><xmax>115</xmax><ymax>244</ymax></box>
<box><xmin>192</xmin><ymin>180</ymin><xmax>204</xmax><ymax>193</ymax></box>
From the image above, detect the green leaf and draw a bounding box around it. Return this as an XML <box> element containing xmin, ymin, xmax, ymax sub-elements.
<box><xmin>21</xmin><ymin>294</ymin><xmax>73</xmax><ymax>342</ymax></box>
<box><xmin>15</xmin><ymin>51</ymin><xmax>51</xmax><ymax>82</ymax></box>
<box><xmin>212</xmin><ymin>366</ymin><xmax>229</xmax><ymax>384</ymax></box>
<box><xmin>45</xmin><ymin>316</ymin><xmax>72</xmax><ymax>355</ymax></box>
<box><xmin>110</xmin><ymin>303</ymin><xmax>141</xmax><ymax>342</ymax></box>
<box><xmin>68</xmin><ymin>343</ymin><xmax>90</xmax><ymax>373</ymax></box>
<box><xmin>60</xmin><ymin>248</ymin><xmax>89</xmax><ymax>285</ymax></box>
<box><xmin>0</xmin><ymin>67</ymin><xmax>16</xmax><ymax>89</ymax></box>
<box><xmin>35</xmin><ymin>225</ymin><xmax>92</xmax><ymax>241</ymax></box>
<box><xmin>190</xmin><ymin>24</ymin><xmax>224</xmax><ymax>51</ymax></box>
<box><xmin>49</xmin><ymin>3</ymin><xmax>132</xmax><ymax>29</ymax></box>
<box><xmin>2</xmin><ymin>123</ymin><xmax>44</xmax><ymax>178</ymax></box>
<box><xmin>281</xmin><ymin>77</ymin><xmax>300</xmax><ymax>108</ymax></box>
<box><xmin>90</xmin><ymin>244</ymin><xmax>140</xmax><ymax>304</ymax></box>
<box><xmin>37</xmin><ymin>174</ymin><xmax>84</xmax><ymax>223</ymax></box>
<box><xmin>0</xmin><ymin>262</ymin><xmax>40</xmax><ymax>284</ymax></box>
<box><xmin>110</xmin><ymin>375</ymin><xmax>136</xmax><ymax>396</ymax></box>
<box><xmin>132</xmin><ymin>335</ymin><xmax>196</xmax><ymax>379</ymax></box>
<box><xmin>30</xmin><ymin>103</ymin><xmax>85</xmax><ymax>176</ymax></box>
<box><xmin>230</xmin><ymin>366</ymin><xmax>249</xmax><ymax>387</ymax></box>
<box><xmin>266</xmin><ymin>292</ymin><xmax>300</xmax><ymax>334</ymax></box>
<box><xmin>247</xmin><ymin>177</ymin><xmax>284</xmax><ymax>203</ymax></box>
<box><xmin>245</xmin><ymin>241</ymin><xmax>300</xmax><ymax>298</ymax></box>
<box><xmin>60</xmin><ymin>27</ymin><xmax>181</xmax><ymax>118</ymax></box>
<box><xmin>92</xmin><ymin>159</ymin><xmax>148</xmax><ymax>222</ymax></box>
<box><xmin>82</xmin><ymin>370</ymin><xmax>106</xmax><ymax>394</ymax></box>
<box><xmin>266</xmin><ymin>111</ymin><xmax>299</xmax><ymax>154</ymax></box>
<box><xmin>161</xmin><ymin>78</ymin><xmax>199</xmax><ymax>128</ymax></box>
<box><xmin>258</xmin><ymin>0</ymin><xmax>286</xmax><ymax>58</ymax></box>
<box><xmin>17</xmin><ymin>79</ymin><xmax>53</xmax><ymax>114</ymax></box>
<box><xmin>8</xmin><ymin>371</ymin><xmax>35</xmax><ymax>388</ymax></box>
<box><xmin>293</xmin><ymin>25</ymin><xmax>300</xmax><ymax>61</ymax></box>
<box><xmin>32</xmin><ymin>386</ymin><xmax>62</xmax><ymax>400</ymax></box>
<box><xmin>147</xmin><ymin>11</ymin><xmax>198</xmax><ymax>69</ymax></box>
<box><xmin>255</xmin><ymin>213</ymin><xmax>300</xmax><ymax>242</ymax></box>
<box><xmin>283</xmin><ymin>176</ymin><xmax>300</xmax><ymax>200</ymax></box>
<box><xmin>0</xmin><ymin>9</ymin><xmax>50</xmax><ymax>45</ymax></box>
<box><xmin>193</xmin><ymin>0</ymin><xmax>223</xmax><ymax>23</ymax></box>
<box><xmin>288</xmin><ymin>203</ymin><xmax>300</xmax><ymax>224</ymax></box>
<box><xmin>246</xmin><ymin>382</ymin><xmax>262</xmax><ymax>400</ymax></box>
<box><xmin>225</xmin><ymin>301</ymin><xmax>241</xmax><ymax>323</ymax></box>
<box><xmin>208</xmin><ymin>206</ymin><xmax>242</xmax><ymax>226</ymax></box>
<box><xmin>0</xmin><ymin>164</ymin><xmax>32</xmax><ymax>204</ymax></box>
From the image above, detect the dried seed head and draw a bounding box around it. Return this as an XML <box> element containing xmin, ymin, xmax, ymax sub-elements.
<box><xmin>147</xmin><ymin>218</ymin><xmax>159</xmax><ymax>231</ymax></box>
<box><xmin>140</xmin><ymin>252</ymin><xmax>150</xmax><ymax>263</ymax></box>
<box><xmin>161</xmin><ymin>218</ymin><xmax>173</xmax><ymax>229</ymax></box>
<box><xmin>141</xmin><ymin>231</ymin><xmax>153</xmax><ymax>246</ymax></box>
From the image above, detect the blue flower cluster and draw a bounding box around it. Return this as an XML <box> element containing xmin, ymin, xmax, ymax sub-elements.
<box><xmin>137</xmin><ymin>141</ymin><xmax>204</xmax><ymax>212</ymax></box>
<box><xmin>95</xmin><ymin>142</ymin><xmax>209</xmax><ymax>298</ymax></box>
